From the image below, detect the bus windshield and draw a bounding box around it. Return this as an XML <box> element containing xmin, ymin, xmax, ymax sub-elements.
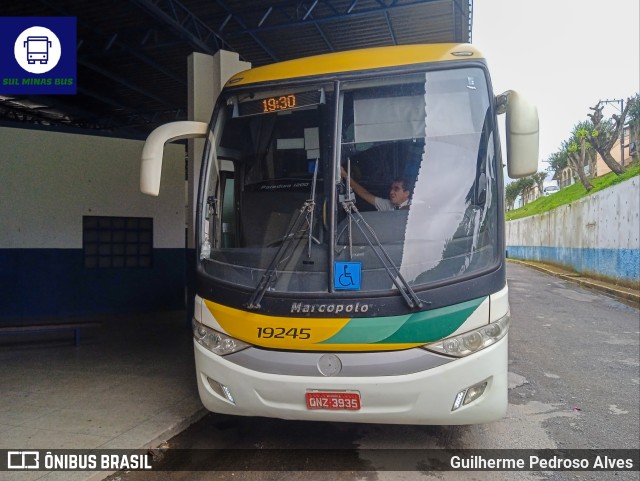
<box><xmin>200</xmin><ymin>66</ymin><xmax>499</xmax><ymax>296</ymax></box>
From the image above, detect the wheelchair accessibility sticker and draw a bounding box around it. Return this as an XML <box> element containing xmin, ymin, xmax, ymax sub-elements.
<box><xmin>334</xmin><ymin>262</ymin><xmax>361</xmax><ymax>290</ymax></box>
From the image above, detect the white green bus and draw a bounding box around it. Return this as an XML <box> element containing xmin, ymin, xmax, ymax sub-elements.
<box><xmin>141</xmin><ymin>43</ymin><xmax>538</xmax><ymax>424</ymax></box>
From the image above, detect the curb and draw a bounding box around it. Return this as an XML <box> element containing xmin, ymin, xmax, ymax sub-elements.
<box><xmin>507</xmin><ymin>259</ymin><xmax>640</xmax><ymax>307</ymax></box>
<box><xmin>87</xmin><ymin>407</ymin><xmax>209</xmax><ymax>481</ymax></box>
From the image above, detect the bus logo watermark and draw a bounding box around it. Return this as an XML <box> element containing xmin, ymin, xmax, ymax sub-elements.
<box><xmin>7</xmin><ymin>451</ymin><xmax>39</xmax><ymax>470</ymax></box>
<box><xmin>0</xmin><ymin>17</ymin><xmax>76</xmax><ymax>94</ymax></box>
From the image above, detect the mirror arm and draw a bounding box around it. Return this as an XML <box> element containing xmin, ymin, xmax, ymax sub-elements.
<box><xmin>140</xmin><ymin>121</ymin><xmax>208</xmax><ymax>196</ymax></box>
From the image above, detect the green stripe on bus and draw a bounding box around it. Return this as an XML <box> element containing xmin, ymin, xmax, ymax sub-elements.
<box><xmin>320</xmin><ymin>297</ymin><xmax>485</xmax><ymax>345</ymax></box>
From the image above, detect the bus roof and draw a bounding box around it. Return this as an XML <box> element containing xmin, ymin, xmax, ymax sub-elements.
<box><xmin>226</xmin><ymin>43</ymin><xmax>484</xmax><ymax>87</ymax></box>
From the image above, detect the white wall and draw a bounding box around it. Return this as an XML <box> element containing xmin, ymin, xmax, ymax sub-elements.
<box><xmin>0</xmin><ymin>126</ymin><xmax>185</xmax><ymax>249</ymax></box>
<box><xmin>506</xmin><ymin>177</ymin><xmax>640</xmax><ymax>285</ymax></box>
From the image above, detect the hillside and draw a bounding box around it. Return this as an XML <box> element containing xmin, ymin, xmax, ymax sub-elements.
<box><xmin>506</xmin><ymin>163</ymin><xmax>640</xmax><ymax>221</ymax></box>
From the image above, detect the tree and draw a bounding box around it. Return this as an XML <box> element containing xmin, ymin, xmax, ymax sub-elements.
<box><xmin>586</xmin><ymin>97</ymin><xmax>636</xmax><ymax>175</ymax></box>
<box><xmin>547</xmin><ymin>149</ymin><xmax>568</xmax><ymax>177</ymax></box>
<box><xmin>565</xmin><ymin>121</ymin><xmax>595</xmax><ymax>191</ymax></box>
<box><xmin>505</xmin><ymin>174</ymin><xmax>547</xmax><ymax>211</ymax></box>
<box><xmin>531</xmin><ymin>171</ymin><xmax>548</xmax><ymax>196</ymax></box>
<box><xmin>505</xmin><ymin>182</ymin><xmax>520</xmax><ymax>211</ymax></box>
<box><xmin>514</xmin><ymin>176</ymin><xmax>535</xmax><ymax>205</ymax></box>
<box><xmin>548</xmin><ymin>147</ymin><xmax>573</xmax><ymax>189</ymax></box>
<box><xmin>506</xmin><ymin>178</ymin><xmax>530</xmax><ymax>210</ymax></box>
<box><xmin>627</xmin><ymin>93</ymin><xmax>640</xmax><ymax>163</ymax></box>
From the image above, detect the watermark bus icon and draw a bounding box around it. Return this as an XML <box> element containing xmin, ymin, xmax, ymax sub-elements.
<box><xmin>25</xmin><ymin>36</ymin><xmax>52</xmax><ymax>64</ymax></box>
<box><xmin>13</xmin><ymin>26</ymin><xmax>62</xmax><ymax>75</ymax></box>
<box><xmin>7</xmin><ymin>450</ymin><xmax>40</xmax><ymax>469</ymax></box>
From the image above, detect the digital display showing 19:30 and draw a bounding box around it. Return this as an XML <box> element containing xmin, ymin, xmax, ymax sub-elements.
<box><xmin>236</xmin><ymin>89</ymin><xmax>323</xmax><ymax>117</ymax></box>
<box><xmin>262</xmin><ymin>95</ymin><xmax>296</xmax><ymax>112</ymax></box>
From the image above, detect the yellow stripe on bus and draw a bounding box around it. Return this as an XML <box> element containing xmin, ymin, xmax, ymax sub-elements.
<box><xmin>203</xmin><ymin>300</ymin><xmax>424</xmax><ymax>352</ymax></box>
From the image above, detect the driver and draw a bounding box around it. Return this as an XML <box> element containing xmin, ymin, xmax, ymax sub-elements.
<box><xmin>340</xmin><ymin>166</ymin><xmax>411</xmax><ymax>211</ymax></box>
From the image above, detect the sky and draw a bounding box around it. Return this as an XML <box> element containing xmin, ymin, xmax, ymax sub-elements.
<box><xmin>472</xmin><ymin>0</ymin><xmax>640</xmax><ymax>182</ymax></box>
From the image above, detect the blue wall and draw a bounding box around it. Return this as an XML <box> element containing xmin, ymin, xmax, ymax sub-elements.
<box><xmin>506</xmin><ymin>246</ymin><xmax>640</xmax><ymax>285</ymax></box>
<box><xmin>0</xmin><ymin>248</ymin><xmax>186</xmax><ymax>322</ymax></box>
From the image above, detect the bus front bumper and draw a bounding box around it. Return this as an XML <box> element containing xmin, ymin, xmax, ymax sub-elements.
<box><xmin>193</xmin><ymin>336</ymin><xmax>508</xmax><ymax>425</ymax></box>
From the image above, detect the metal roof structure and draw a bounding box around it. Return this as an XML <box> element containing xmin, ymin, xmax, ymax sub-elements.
<box><xmin>0</xmin><ymin>0</ymin><xmax>472</xmax><ymax>137</ymax></box>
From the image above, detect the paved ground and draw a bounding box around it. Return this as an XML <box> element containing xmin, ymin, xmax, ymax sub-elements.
<box><xmin>0</xmin><ymin>259</ymin><xmax>637</xmax><ymax>481</ymax></box>
<box><xmin>105</xmin><ymin>261</ymin><xmax>640</xmax><ymax>481</ymax></box>
<box><xmin>0</xmin><ymin>311</ymin><xmax>206</xmax><ymax>481</ymax></box>
<box><xmin>507</xmin><ymin>259</ymin><xmax>639</xmax><ymax>308</ymax></box>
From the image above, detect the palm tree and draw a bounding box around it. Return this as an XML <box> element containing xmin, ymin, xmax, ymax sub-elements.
<box><xmin>548</xmin><ymin>150</ymin><xmax>568</xmax><ymax>177</ymax></box>
<box><xmin>531</xmin><ymin>172</ymin><xmax>548</xmax><ymax>196</ymax></box>
<box><xmin>505</xmin><ymin>182</ymin><xmax>520</xmax><ymax>211</ymax></box>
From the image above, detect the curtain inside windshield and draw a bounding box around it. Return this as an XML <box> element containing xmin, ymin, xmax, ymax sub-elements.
<box><xmin>337</xmin><ymin>68</ymin><xmax>498</xmax><ymax>291</ymax></box>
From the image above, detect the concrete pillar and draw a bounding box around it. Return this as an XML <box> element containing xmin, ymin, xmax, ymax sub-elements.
<box><xmin>187</xmin><ymin>50</ymin><xmax>250</xmax><ymax>249</ymax></box>
<box><xmin>186</xmin><ymin>50</ymin><xmax>250</xmax><ymax>317</ymax></box>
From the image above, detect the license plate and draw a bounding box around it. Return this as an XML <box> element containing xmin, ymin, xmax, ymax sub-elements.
<box><xmin>305</xmin><ymin>391</ymin><xmax>361</xmax><ymax>410</ymax></box>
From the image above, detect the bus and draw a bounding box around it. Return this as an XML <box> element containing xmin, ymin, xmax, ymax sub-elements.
<box><xmin>140</xmin><ymin>43</ymin><xmax>538</xmax><ymax>424</ymax></box>
<box><xmin>25</xmin><ymin>36</ymin><xmax>52</xmax><ymax>65</ymax></box>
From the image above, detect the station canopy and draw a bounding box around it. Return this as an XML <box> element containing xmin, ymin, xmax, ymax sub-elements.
<box><xmin>1</xmin><ymin>0</ymin><xmax>472</xmax><ymax>137</ymax></box>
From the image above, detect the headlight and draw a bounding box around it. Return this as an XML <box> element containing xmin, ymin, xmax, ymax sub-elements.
<box><xmin>192</xmin><ymin>320</ymin><xmax>251</xmax><ymax>356</ymax></box>
<box><xmin>422</xmin><ymin>312</ymin><xmax>509</xmax><ymax>357</ymax></box>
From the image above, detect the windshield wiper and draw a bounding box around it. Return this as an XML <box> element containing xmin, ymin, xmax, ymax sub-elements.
<box><xmin>245</xmin><ymin>205</ymin><xmax>310</xmax><ymax>310</ymax></box>
<box><xmin>246</xmin><ymin>162</ymin><xmax>319</xmax><ymax>310</ymax></box>
<box><xmin>341</xmin><ymin>162</ymin><xmax>423</xmax><ymax>310</ymax></box>
<box><xmin>340</xmin><ymin>200</ymin><xmax>423</xmax><ymax>309</ymax></box>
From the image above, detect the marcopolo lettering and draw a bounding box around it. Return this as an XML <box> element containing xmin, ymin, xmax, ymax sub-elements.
<box><xmin>290</xmin><ymin>302</ymin><xmax>370</xmax><ymax>314</ymax></box>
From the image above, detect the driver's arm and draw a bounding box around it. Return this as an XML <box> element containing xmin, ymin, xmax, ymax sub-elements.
<box><xmin>340</xmin><ymin>166</ymin><xmax>376</xmax><ymax>206</ymax></box>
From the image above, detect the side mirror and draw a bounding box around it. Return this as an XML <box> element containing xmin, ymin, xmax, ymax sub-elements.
<box><xmin>140</xmin><ymin>121</ymin><xmax>208</xmax><ymax>196</ymax></box>
<box><xmin>498</xmin><ymin>91</ymin><xmax>539</xmax><ymax>178</ymax></box>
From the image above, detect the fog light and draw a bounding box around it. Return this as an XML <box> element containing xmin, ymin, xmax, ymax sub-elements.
<box><xmin>207</xmin><ymin>377</ymin><xmax>236</xmax><ymax>404</ymax></box>
<box><xmin>463</xmin><ymin>381</ymin><xmax>488</xmax><ymax>406</ymax></box>
<box><xmin>451</xmin><ymin>379</ymin><xmax>489</xmax><ymax>411</ymax></box>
